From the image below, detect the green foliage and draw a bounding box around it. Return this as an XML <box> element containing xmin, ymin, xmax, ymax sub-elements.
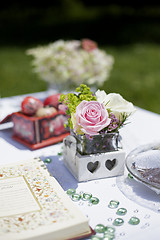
<box><xmin>75</xmin><ymin>84</ymin><xmax>97</xmax><ymax>101</ymax></box>
<box><xmin>60</xmin><ymin>84</ymin><xmax>96</xmax><ymax>114</ymax></box>
<box><xmin>103</xmin><ymin>43</ymin><xmax>160</xmax><ymax>114</ymax></box>
<box><xmin>0</xmin><ymin>47</ymin><xmax>46</xmax><ymax>97</ymax></box>
<box><xmin>59</xmin><ymin>84</ymin><xmax>96</xmax><ymax>128</ymax></box>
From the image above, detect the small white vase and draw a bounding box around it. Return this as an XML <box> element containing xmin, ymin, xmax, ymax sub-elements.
<box><xmin>63</xmin><ymin>134</ymin><xmax>125</xmax><ymax>182</ymax></box>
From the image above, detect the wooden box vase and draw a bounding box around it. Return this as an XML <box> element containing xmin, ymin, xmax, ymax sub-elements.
<box><xmin>63</xmin><ymin>132</ymin><xmax>125</xmax><ymax>182</ymax></box>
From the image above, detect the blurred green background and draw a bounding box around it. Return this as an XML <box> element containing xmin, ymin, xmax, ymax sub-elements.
<box><xmin>0</xmin><ymin>1</ymin><xmax>160</xmax><ymax>114</ymax></box>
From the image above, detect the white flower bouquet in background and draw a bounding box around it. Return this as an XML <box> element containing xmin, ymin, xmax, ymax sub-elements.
<box><xmin>26</xmin><ymin>39</ymin><xmax>114</xmax><ymax>88</ymax></box>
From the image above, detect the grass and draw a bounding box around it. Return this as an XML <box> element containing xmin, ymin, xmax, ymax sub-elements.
<box><xmin>104</xmin><ymin>43</ymin><xmax>160</xmax><ymax>114</ymax></box>
<box><xmin>0</xmin><ymin>47</ymin><xmax>46</xmax><ymax>97</ymax></box>
<box><xmin>0</xmin><ymin>43</ymin><xmax>160</xmax><ymax>114</ymax></box>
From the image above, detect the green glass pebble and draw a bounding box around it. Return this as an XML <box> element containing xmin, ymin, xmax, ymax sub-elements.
<box><xmin>108</xmin><ymin>200</ymin><xmax>120</xmax><ymax>209</ymax></box>
<box><xmin>66</xmin><ymin>188</ymin><xmax>76</xmax><ymax>195</ymax></box>
<box><xmin>116</xmin><ymin>208</ymin><xmax>127</xmax><ymax>216</ymax></box>
<box><xmin>71</xmin><ymin>193</ymin><xmax>81</xmax><ymax>201</ymax></box>
<box><xmin>82</xmin><ymin>192</ymin><xmax>92</xmax><ymax>201</ymax></box>
<box><xmin>103</xmin><ymin>232</ymin><xmax>115</xmax><ymax>240</ymax></box>
<box><xmin>113</xmin><ymin>218</ymin><xmax>124</xmax><ymax>226</ymax></box>
<box><xmin>105</xmin><ymin>226</ymin><xmax>115</xmax><ymax>234</ymax></box>
<box><xmin>91</xmin><ymin>236</ymin><xmax>102</xmax><ymax>240</ymax></box>
<box><xmin>44</xmin><ymin>158</ymin><xmax>52</xmax><ymax>163</ymax></box>
<box><xmin>58</xmin><ymin>152</ymin><xmax>62</xmax><ymax>156</ymax></box>
<box><xmin>94</xmin><ymin>224</ymin><xmax>106</xmax><ymax>233</ymax></box>
<box><xmin>89</xmin><ymin>197</ymin><xmax>99</xmax><ymax>205</ymax></box>
<box><xmin>128</xmin><ymin>217</ymin><xmax>140</xmax><ymax>225</ymax></box>
<box><xmin>128</xmin><ymin>173</ymin><xmax>133</xmax><ymax>179</ymax></box>
<box><xmin>103</xmin><ymin>237</ymin><xmax>114</xmax><ymax>240</ymax></box>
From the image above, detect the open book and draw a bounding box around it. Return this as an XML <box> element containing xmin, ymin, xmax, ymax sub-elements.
<box><xmin>0</xmin><ymin>158</ymin><xmax>93</xmax><ymax>240</ymax></box>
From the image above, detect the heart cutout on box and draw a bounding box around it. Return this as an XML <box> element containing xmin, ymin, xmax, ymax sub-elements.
<box><xmin>87</xmin><ymin>161</ymin><xmax>99</xmax><ymax>173</ymax></box>
<box><xmin>105</xmin><ymin>159</ymin><xmax>116</xmax><ymax>171</ymax></box>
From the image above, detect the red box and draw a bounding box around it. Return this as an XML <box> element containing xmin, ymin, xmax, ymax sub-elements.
<box><xmin>11</xmin><ymin>111</ymin><xmax>70</xmax><ymax>150</ymax></box>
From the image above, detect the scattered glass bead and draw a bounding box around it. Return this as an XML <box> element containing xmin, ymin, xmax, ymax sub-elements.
<box><xmin>66</xmin><ymin>188</ymin><xmax>76</xmax><ymax>195</ymax></box>
<box><xmin>116</xmin><ymin>208</ymin><xmax>127</xmax><ymax>216</ymax></box>
<box><xmin>88</xmin><ymin>203</ymin><xmax>93</xmax><ymax>206</ymax></box>
<box><xmin>94</xmin><ymin>224</ymin><xmax>106</xmax><ymax>233</ymax></box>
<box><xmin>128</xmin><ymin>173</ymin><xmax>133</xmax><ymax>179</ymax></box>
<box><xmin>44</xmin><ymin>158</ymin><xmax>52</xmax><ymax>163</ymax></box>
<box><xmin>145</xmin><ymin>223</ymin><xmax>149</xmax><ymax>227</ymax></box>
<box><xmin>71</xmin><ymin>193</ymin><xmax>81</xmax><ymax>201</ymax></box>
<box><xmin>119</xmin><ymin>232</ymin><xmax>125</xmax><ymax>236</ymax></box>
<box><xmin>91</xmin><ymin>236</ymin><xmax>102</xmax><ymax>240</ymax></box>
<box><xmin>58</xmin><ymin>152</ymin><xmax>63</xmax><ymax>156</ymax></box>
<box><xmin>94</xmin><ymin>181</ymin><xmax>99</xmax><ymax>184</ymax></box>
<box><xmin>105</xmin><ymin>226</ymin><xmax>115</xmax><ymax>234</ymax></box>
<box><xmin>103</xmin><ymin>237</ymin><xmax>114</xmax><ymax>240</ymax></box>
<box><xmin>82</xmin><ymin>192</ymin><xmax>92</xmax><ymax>201</ymax></box>
<box><xmin>78</xmin><ymin>201</ymin><xmax>84</xmax><ymax>206</ymax></box>
<box><xmin>108</xmin><ymin>200</ymin><xmax>119</xmax><ymax>209</ymax></box>
<box><xmin>141</xmin><ymin>223</ymin><xmax>149</xmax><ymax>229</ymax></box>
<box><xmin>133</xmin><ymin>209</ymin><xmax>139</xmax><ymax>213</ymax></box>
<box><xmin>89</xmin><ymin>197</ymin><xmax>99</xmax><ymax>205</ymax></box>
<box><xmin>103</xmin><ymin>232</ymin><xmax>115</xmax><ymax>240</ymax></box>
<box><xmin>113</xmin><ymin>218</ymin><xmax>124</xmax><ymax>226</ymax></box>
<box><xmin>128</xmin><ymin>217</ymin><xmax>140</xmax><ymax>225</ymax></box>
<box><xmin>79</xmin><ymin>191</ymin><xmax>84</xmax><ymax>195</ymax></box>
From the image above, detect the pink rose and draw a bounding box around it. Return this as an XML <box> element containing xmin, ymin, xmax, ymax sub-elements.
<box><xmin>74</xmin><ymin>100</ymin><xmax>111</xmax><ymax>135</ymax></box>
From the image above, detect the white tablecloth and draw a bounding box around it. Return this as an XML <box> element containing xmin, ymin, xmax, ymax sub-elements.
<box><xmin>1</xmin><ymin>91</ymin><xmax>160</xmax><ymax>240</ymax></box>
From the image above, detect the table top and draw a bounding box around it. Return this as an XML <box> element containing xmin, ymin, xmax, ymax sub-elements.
<box><xmin>1</xmin><ymin>91</ymin><xmax>160</xmax><ymax>240</ymax></box>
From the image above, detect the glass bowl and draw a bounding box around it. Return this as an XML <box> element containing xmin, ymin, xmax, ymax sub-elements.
<box><xmin>125</xmin><ymin>142</ymin><xmax>160</xmax><ymax>194</ymax></box>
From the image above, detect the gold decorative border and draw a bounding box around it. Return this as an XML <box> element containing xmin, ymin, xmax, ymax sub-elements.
<box><xmin>23</xmin><ymin>175</ymin><xmax>42</xmax><ymax>211</ymax></box>
<box><xmin>0</xmin><ymin>159</ymin><xmax>73</xmax><ymax>234</ymax></box>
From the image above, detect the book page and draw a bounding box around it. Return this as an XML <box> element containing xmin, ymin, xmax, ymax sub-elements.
<box><xmin>0</xmin><ymin>158</ymin><xmax>91</xmax><ymax>240</ymax></box>
<box><xmin>0</xmin><ymin>176</ymin><xmax>41</xmax><ymax>217</ymax></box>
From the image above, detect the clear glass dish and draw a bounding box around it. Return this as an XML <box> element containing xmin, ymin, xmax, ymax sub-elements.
<box><xmin>125</xmin><ymin>142</ymin><xmax>160</xmax><ymax>194</ymax></box>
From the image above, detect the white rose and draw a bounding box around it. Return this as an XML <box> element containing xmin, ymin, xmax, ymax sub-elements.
<box><xmin>96</xmin><ymin>90</ymin><xmax>136</xmax><ymax>119</ymax></box>
<box><xmin>95</xmin><ymin>90</ymin><xmax>107</xmax><ymax>103</ymax></box>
